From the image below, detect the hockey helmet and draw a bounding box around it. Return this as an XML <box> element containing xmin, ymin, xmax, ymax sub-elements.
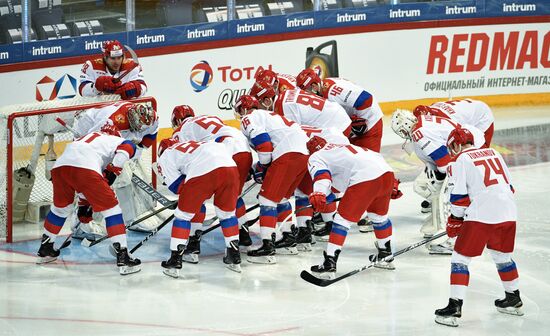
<box><xmin>306</xmin><ymin>135</ymin><xmax>327</xmax><ymax>154</ymax></box>
<box><xmin>296</xmin><ymin>68</ymin><xmax>321</xmax><ymax>91</ymax></box>
<box><xmin>447</xmin><ymin>127</ymin><xmax>474</xmax><ymax>156</ymax></box>
<box><xmin>102</xmin><ymin>40</ymin><xmax>124</xmax><ymax>58</ymax></box>
<box><xmin>234</xmin><ymin>95</ymin><xmax>259</xmax><ymax>120</ymax></box>
<box><xmin>158</xmin><ymin>138</ymin><xmax>179</xmax><ymax>157</ymax></box>
<box><xmin>391</xmin><ymin>109</ymin><xmax>417</xmax><ymax>140</ymax></box>
<box><xmin>171</xmin><ymin>105</ymin><xmax>195</xmax><ymax>129</ymax></box>
<box><xmin>128</xmin><ymin>103</ymin><xmax>155</xmax><ymax>132</ymax></box>
<box><xmin>250</xmin><ymin>80</ymin><xmax>276</xmax><ymax>110</ymax></box>
<box><xmin>255</xmin><ymin>69</ymin><xmax>278</xmax><ymax>86</ymax></box>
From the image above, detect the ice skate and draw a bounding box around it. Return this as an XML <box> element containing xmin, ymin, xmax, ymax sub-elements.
<box><xmin>295</xmin><ymin>220</ymin><xmax>313</xmax><ymax>252</ymax></box>
<box><xmin>36</xmin><ymin>234</ymin><xmax>60</xmax><ymax>264</ymax></box>
<box><xmin>435</xmin><ymin>298</ymin><xmax>463</xmax><ymax>327</ymax></box>
<box><xmin>247</xmin><ymin>236</ymin><xmax>276</xmax><ymax>264</ymax></box>
<box><xmin>357</xmin><ymin>218</ymin><xmax>373</xmax><ymax>233</ymax></box>
<box><xmin>428</xmin><ymin>237</ymin><xmax>454</xmax><ymax>255</ymax></box>
<box><xmin>313</xmin><ymin>221</ymin><xmax>332</xmax><ymax>242</ymax></box>
<box><xmin>182</xmin><ymin>232</ymin><xmax>201</xmax><ymax>264</ymax></box>
<box><xmin>239</xmin><ymin>225</ymin><xmax>252</xmax><ymax>247</ymax></box>
<box><xmin>113</xmin><ymin>243</ymin><xmax>141</xmax><ymax>275</ymax></box>
<box><xmin>223</xmin><ymin>240</ymin><xmax>242</xmax><ymax>273</ymax></box>
<box><xmin>369</xmin><ymin>241</ymin><xmax>395</xmax><ymax>270</ymax></box>
<box><xmin>161</xmin><ymin>244</ymin><xmax>185</xmax><ymax>278</ymax></box>
<box><xmin>274</xmin><ymin>230</ymin><xmax>298</xmax><ymax>255</ymax></box>
<box><xmin>495</xmin><ymin>290</ymin><xmax>524</xmax><ymax>316</ymax></box>
<box><xmin>310</xmin><ymin>250</ymin><xmax>340</xmax><ymax>280</ymax></box>
<box><xmin>421</xmin><ymin>200</ymin><xmax>432</xmax><ymax>213</ymax></box>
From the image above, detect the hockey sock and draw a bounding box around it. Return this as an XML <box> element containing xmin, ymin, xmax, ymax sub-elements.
<box><xmin>372</xmin><ymin>219</ymin><xmax>393</xmax><ymax>246</ymax></box>
<box><xmin>496</xmin><ymin>260</ymin><xmax>520</xmax><ymax>292</ymax></box>
<box><xmin>190</xmin><ymin>205</ymin><xmax>206</xmax><ymax>235</ymax></box>
<box><xmin>277</xmin><ymin>202</ymin><xmax>292</xmax><ymax>228</ymax></box>
<box><xmin>327</xmin><ymin>223</ymin><xmax>348</xmax><ymax>256</ymax></box>
<box><xmin>450</xmin><ymin>262</ymin><xmax>470</xmax><ymax>300</ymax></box>
<box><xmin>220</xmin><ymin>216</ymin><xmax>239</xmax><ymax>247</ymax></box>
<box><xmin>236</xmin><ymin>197</ymin><xmax>248</xmax><ymax>226</ymax></box>
<box><xmin>105</xmin><ymin>213</ymin><xmax>127</xmax><ymax>247</ymax></box>
<box><xmin>171</xmin><ymin>218</ymin><xmax>191</xmax><ymax>251</ymax></box>
<box><xmin>259</xmin><ymin>205</ymin><xmax>277</xmax><ymax>240</ymax></box>
<box><xmin>295</xmin><ymin>196</ymin><xmax>313</xmax><ymax>228</ymax></box>
<box><xmin>43</xmin><ymin>210</ymin><xmax>67</xmax><ymax>239</ymax></box>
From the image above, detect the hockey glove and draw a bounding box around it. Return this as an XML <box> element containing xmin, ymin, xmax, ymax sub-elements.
<box><xmin>115</xmin><ymin>81</ymin><xmax>142</xmax><ymax>100</ymax></box>
<box><xmin>309</xmin><ymin>192</ymin><xmax>328</xmax><ymax>213</ymax></box>
<box><xmin>350</xmin><ymin>116</ymin><xmax>368</xmax><ymax>137</ymax></box>
<box><xmin>95</xmin><ymin>76</ymin><xmax>119</xmax><ymax>93</ymax></box>
<box><xmin>253</xmin><ymin>162</ymin><xmax>269</xmax><ymax>184</ymax></box>
<box><xmin>391</xmin><ymin>178</ymin><xmax>403</xmax><ymax>199</ymax></box>
<box><xmin>446</xmin><ymin>214</ymin><xmax>464</xmax><ymax>238</ymax></box>
<box><xmin>103</xmin><ymin>163</ymin><xmax>123</xmax><ymax>186</ymax></box>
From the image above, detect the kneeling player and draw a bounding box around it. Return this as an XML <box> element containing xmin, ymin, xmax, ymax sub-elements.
<box><xmin>156</xmin><ymin>139</ymin><xmax>241</xmax><ymax>277</ymax></box>
<box><xmin>306</xmin><ymin>136</ymin><xmax>396</xmax><ymax>279</ymax></box>
<box><xmin>37</xmin><ymin>125</ymin><xmax>140</xmax><ymax>275</ymax></box>
<box><xmin>435</xmin><ymin>127</ymin><xmax>523</xmax><ymax>327</ymax></box>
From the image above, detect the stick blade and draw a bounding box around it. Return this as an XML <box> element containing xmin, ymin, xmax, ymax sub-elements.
<box><xmin>300</xmin><ymin>270</ymin><xmax>334</xmax><ymax>287</ymax></box>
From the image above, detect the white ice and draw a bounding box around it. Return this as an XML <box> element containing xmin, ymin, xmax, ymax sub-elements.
<box><xmin>1</xmin><ymin>106</ymin><xmax>549</xmax><ymax>335</ymax></box>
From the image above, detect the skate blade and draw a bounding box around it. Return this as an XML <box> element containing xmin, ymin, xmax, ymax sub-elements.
<box><xmin>435</xmin><ymin>315</ymin><xmax>458</xmax><ymax>327</ymax></box>
<box><xmin>374</xmin><ymin>261</ymin><xmax>395</xmax><ymax>270</ymax></box>
<box><xmin>182</xmin><ymin>254</ymin><xmax>199</xmax><ymax>264</ymax></box>
<box><xmin>246</xmin><ymin>255</ymin><xmax>277</xmax><ymax>264</ymax></box>
<box><xmin>119</xmin><ymin>265</ymin><xmax>141</xmax><ymax>275</ymax></box>
<box><xmin>162</xmin><ymin>268</ymin><xmax>181</xmax><ymax>278</ymax></box>
<box><xmin>311</xmin><ymin>271</ymin><xmax>336</xmax><ymax>280</ymax></box>
<box><xmin>359</xmin><ymin>226</ymin><xmax>374</xmax><ymax>233</ymax></box>
<box><xmin>225</xmin><ymin>263</ymin><xmax>242</xmax><ymax>273</ymax></box>
<box><xmin>497</xmin><ymin>306</ymin><xmax>524</xmax><ymax>316</ymax></box>
<box><xmin>36</xmin><ymin>256</ymin><xmax>57</xmax><ymax>264</ymax></box>
<box><xmin>297</xmin><ymin>243</ymin><xmax>312</xmax><ymax>252</ymax></box>
<box><xmin>276</xmin><ymin>246</ymin><xmax>299</xmax><ymax>255</ymax></box>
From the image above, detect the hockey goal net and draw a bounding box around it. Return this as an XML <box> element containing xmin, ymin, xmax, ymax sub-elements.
<box><xmin>0</xmin><ymin>95</ymin><xmax>157</xmax><ymax>243</ymax></box>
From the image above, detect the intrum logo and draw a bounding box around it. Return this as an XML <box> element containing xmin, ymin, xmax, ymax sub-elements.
<box><xmin>190</xmin><ymin>60</ymin><xmax>214</xmax><ymax>92</ymax></box>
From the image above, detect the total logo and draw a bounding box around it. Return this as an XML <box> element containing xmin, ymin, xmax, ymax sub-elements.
<box><xmin>36</xmin><ymin>74</ymin><xmax>77</xmax><ymax>101</ymax></box>
<box><xmin>190</xmin><ymin>60</ymin><xmax>214</xmax><ymax>92</ymax></box>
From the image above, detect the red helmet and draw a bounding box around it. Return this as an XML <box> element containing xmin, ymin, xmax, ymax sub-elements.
<box><xmin>158</xmin><ymin>138</ymin><xmax>179</xmax><ymax>157</ymax></box>
<box><xmin>250</xmin><ymin>80</ymin><xmax>276</xmax><ymax>101</ymax></box>
<box><xmin>171</xmin><ymin>105</ymin><xmax>195</xmax><ymax>128</ymax></box>
<box><xmin>413</xmin><ymin>105</ymin><xmax>439</xmax><ymax>118</ymax></box>
<box><xmin>447</xmin><ymin>127</ymin><xmax>474</xmax><ymax>153</ymax></box>
<box><xmin>296</xmin><ymin>68</ymin><xmax>321</xmax><ymax>90</ymax></box>
<box><xmin>102</xmin><ymin>40</ymin><xmax>124</xmax><ymax>58</ymax></box>
<box><xmin>234</xmin><ymin>95</ymin><xmax>259</xmax><ymax>114</ymax></box>
<box><xmin>99</xmin><ymin>123</ymin><xmax>121</xmax><ymax>137</ymax></box>
<box><xmin>306</xmin><ymin>135</ymin><xmax>327</xmax><ymax>154</ymax></box>
<box><xmin>255</xmin><ymin>69</ymin><xmax>278</xmax><ymax>86</ymax></box>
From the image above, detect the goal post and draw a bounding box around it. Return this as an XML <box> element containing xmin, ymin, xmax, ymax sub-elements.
<box><xmin>0</xmin><ymin>95</ymin><xmax>157</xmax><ymax>243</ymax></box>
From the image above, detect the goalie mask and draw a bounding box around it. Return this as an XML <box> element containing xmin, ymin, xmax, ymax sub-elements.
<box><xmin>234</xmin><ymin>95</ymin><xmax>259</xmax><ymax>121</ymax></box>
<box><xmin>447</xmin><ymin>127</ymin><xmax>474</xmax><ymax>157</ymax></box>
<box><xmin>128</xmin><ymin>103</ymin><xmax>155</xmax><ymax>132</ymax></box>
<box><xmin>171</xmin><ymin>105</ymin><xmax>195</xmax><ymax>129</ymax></box>
<box><xmin>250</xmin><ymin>80</ymin><xmax>276</xmax><ymax>111</ymax></box>
<box><xmin>391</xmin><ymin>109</ymin><xmax>417</xmax><ymax>140</ymax></box>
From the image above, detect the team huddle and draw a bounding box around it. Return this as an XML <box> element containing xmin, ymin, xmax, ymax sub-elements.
<box><xmin>36</xmin><ymin>40</ymin><xmax>523</xmax><ymax>327</ymax></box>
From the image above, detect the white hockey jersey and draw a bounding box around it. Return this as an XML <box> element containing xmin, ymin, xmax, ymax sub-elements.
<box><xmin>73</xmin><ymin>101</ymin><xmax>159</xmax><ymax>148</ymax></box>
<box><xmin>274</xmin><ymin>89</ymin><xmax>351</xmax><ymax>133</ymax></box>
<box><xmin>322</xmin><ymin>78</ymin><xmax>383</xmax><ymax>131</ymax></box>
<box><xmin>240</xmin><ymin>109</ymin><xmax>309</xmax><ymax>165</ymax></box>
<box><xmin>54</xmin><ymin>132</ymin><xmax>136</xmax><ymax>175</ymax></box>
<box><xmin>301</xmin><ymin>125</ymin><xmax>350</xmax><ymax>145</ymax></box>
<box><xmin>411</xmin><ymin>115</ymin><xmax>485</xmax><ymax>173</ymax></box>
<box><xmin>429</xmin><ymin>99</ymin><xmax>494</xmax><ymax>132</ymax></box>
<box><xmin>79</xmin><ymin>57</ymin><xmax>147</xmax><ymax>97</ymax></box>
<box><xmin>172</xmin><ymin>115</ymin><xmax>250</xmax><ymax>156</ymax></box>
<box><xmin>448</xmin><ymin>147</ymin><xmax>516</xmax><ymax>224</ymax></box>
<box><xmin>308</xmin><ymin>143</ymin><xmax>393</xmax><ymax>194</ymax></box>
<box><xmin>156</xmin><ymin>141</ymin><xmax>236</xmax><ymax>194</ymax></box>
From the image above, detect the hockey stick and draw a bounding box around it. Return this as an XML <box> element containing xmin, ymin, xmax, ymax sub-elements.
<box><xmin>300</xmin><ymin>231</ymin><xmax>447</xmax><ymax>287</ymax></box>
<box><xmin>130</xmin><ymin>214</ymin><xmax>174</xmax><ymax>254</ymax></box>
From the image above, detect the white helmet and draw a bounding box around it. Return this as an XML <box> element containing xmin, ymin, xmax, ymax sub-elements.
<box><xmin>391</xmin><ymin>109</ymin><xmax>417</xmax><ymax>140</ymax></box>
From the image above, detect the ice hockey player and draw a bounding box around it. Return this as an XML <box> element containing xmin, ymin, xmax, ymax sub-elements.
<box><xmin>36</xmin><ymin>124</ymin><xmax>141</xmax><ymax>275</ymax></box>
<box><xmin>234</xmin><ymin>94</ymin><xmax>310</xmax><ymax>263</ymax></box>
<box><xmin>249</xmin><ymin>80</ymin><xmax>352</xmax><ymax>136</ymax></box>
<box><xmin>306</xmin><ymin>136</ymin><xmax>396</xmax><ymax>278</ymax></box>
<box><xmin>170</xmin><ymin>104</ymin><xmax>253</xmax><ymax>262</ymax></box>
<box><xmin>71</xmin><ymin>100</ymin><xmax>160</xmax><ymax>237</ymax></box>
<box><xmin>391</xmin><ymin>110</ymin><xmax>485</xmax><ymax>250</ymax></box>
<box><xmin>255</xmin><ymin>68</ymin><xmax>296</xmax><ymax>94</ymax></box>
<box><xmin>296</xmin><ymin>68</ymin><xmax>384</xmax><ymax>152</ymax></box>
<box><xmin>155</xmin><ymin>138</ymin><xmax>242</xmax><ymax>276</ymax></box>
<box><xmin>413</xmin><ymin>98</ymin><xmax>495</xmax><ymax>147</ymax></box>
<box><xmin>434</xmin><ymin>127</ymin><xmax>523</xmax><ymax>327</ymax></box>
<box><xmin>79</xmin><ymin>40</ymin><xmax>147</xmax><ymax>99</ymax></box>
